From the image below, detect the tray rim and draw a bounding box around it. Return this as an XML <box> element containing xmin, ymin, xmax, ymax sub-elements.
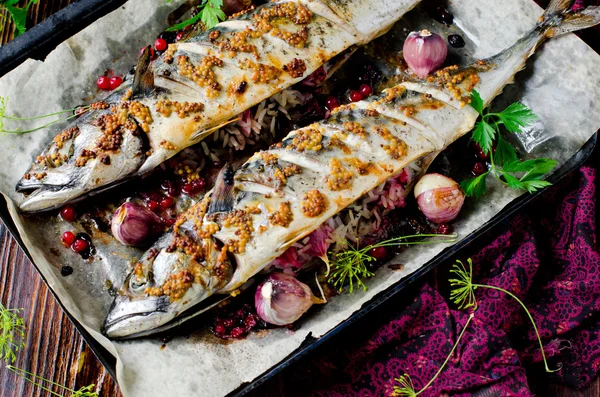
<box><xmin>0</xmin><ymin>0</ymin><xmax>598</xmax><ymax>394</ymax></box>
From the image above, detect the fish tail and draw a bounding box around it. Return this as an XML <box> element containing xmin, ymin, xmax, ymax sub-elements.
<box><xmin>539</xmin><ymin>1</ymin><xmax>600</xmax><ymax>38</ymax></box>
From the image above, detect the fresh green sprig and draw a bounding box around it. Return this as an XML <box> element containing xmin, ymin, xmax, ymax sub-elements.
<box><xmin>0</xmin><ymin>302</ymin><xmax>26</xmax><ymax>364</ymax></box>
<box><xmin>449</xmin><ymin>258</ymin><xmax>561</xmax><ymax>373</ymax></box>
<box><xmin>461</xmin><ymin>90</ymin><xmax>557</xmax><ymax>198</ymax></box>
<box><xmin>166</xmin><ymin>0</ymin><xmax>226</xmax><ymax>31</ymax></box>
<box><xmin>7</xmin><ymin>365</ymin><xmax>98</xmax><ymax>397</ymax></box>
<box><xmin>1</xmin><ymin>0</ymin><xmax>39</xmax><ymax>37</ymax></box>
<box><xmin>0</xmin><ymin>97</ymin><xmax>92</xmax><ymax>134</ymax></box>
<box><xmin>393</xmin><ymin>313</ymin><xmax>474</xmax><ymax>397</ymax></box>
<box><xmin>328</xmin><ymin>234</ymin><xmax>458</xmax><ymax>293</ymax></box>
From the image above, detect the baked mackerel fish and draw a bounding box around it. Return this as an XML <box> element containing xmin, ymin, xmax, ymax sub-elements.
<box><xmin>104</xmin><ymin>0</ymin><xmax>600</xmax><ymax>338</ymax></box>
<box><xmin>16</xmin><ymin>0</ymin><xmax>423</xmax><ymax>213</ymax></box>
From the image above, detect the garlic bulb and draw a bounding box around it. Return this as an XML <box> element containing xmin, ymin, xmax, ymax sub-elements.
<box><xmin>255</xmin><ymin>273</ymin><xmax>323</xmax><ymax>326</ymax></box>
<box><xmin>111</xmin><ymin>202</ymin><xmax>163</xmax><ymax>246</ymax></box>
<box><xmin>414</xmin><ymin>173</ymin><xmax>465</xmax><ymax>224</ymax></box>
<box><xmin>403</xmin><ymin>30</ymin><xmax>448</xmax><ymax>79</ymax></box>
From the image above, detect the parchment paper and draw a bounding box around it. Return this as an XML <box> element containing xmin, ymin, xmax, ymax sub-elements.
<box><xmin>0</xmin><ymin>0</ymin><xmax>599</xmax><ymax>396</ymax></box>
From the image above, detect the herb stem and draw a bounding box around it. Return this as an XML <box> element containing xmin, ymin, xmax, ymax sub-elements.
<box><xmin>415</xmin><ymin>312</ymin><xmax>474</xmax><ymax>395</ymax></box>
<box><xmin>471</xmin><ymin>284</ymin><xmax>560</xmax><ymax>373</ymax></box>
<box><xmin>7</xmin><ymin>365</ymin><xmax>74</xmax><ymax>396</ymax></box>
<box><xmin>2</xmin><ymin>108</ymin><xmax>82</xmax><ymax>121</ymax></box>
<box><xmin>2</xmin><ymin>112</ymin><xmax>86</xmax><ymax>135</ymax></box>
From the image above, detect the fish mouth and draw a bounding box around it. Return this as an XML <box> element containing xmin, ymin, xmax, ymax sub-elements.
<box><xmin>18</xmin><ymin>185</ymin><xmax>86</xmax><ymax>213</ymax></box>
<box><xmin>103</xmin><ymin>294</ymin><xmax>173</xmax><ymax>339</ymax></box>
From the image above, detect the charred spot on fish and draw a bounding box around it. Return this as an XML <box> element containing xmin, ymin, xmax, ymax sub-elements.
<box><xmin>100</xmin><ymin>155</ymin><xmax>111</xmax><ymax>165</ymax></box>
<box><xmin>236</xmin><ymin>81</ymin><xmax>248</xmax><ymax>94</ymax></box>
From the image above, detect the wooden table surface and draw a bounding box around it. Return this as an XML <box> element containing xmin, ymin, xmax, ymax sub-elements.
<box><xmin>0</xmin><ymin>1</ymin><xmax>599</xmax><ymax>396</ymax></box>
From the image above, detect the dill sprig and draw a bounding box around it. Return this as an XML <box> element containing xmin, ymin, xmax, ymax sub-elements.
<box><xmin>0</xmin><ymin>97</ymin><xmax>92</xmax><ymax>135</ymax></box>
<box><xmin>7</xmin><ymin>365</ymin><xmax>98</xmax><ymax>397</ymax></box>
<box><xmin>449</xmin><ymin>258</ymin><xmax>560</xmax><ymax>373</ymax></box>
<box><xmin>0</xmin><ymin>301</ymin><xmax>26</xmax><ymax>364</ymax></box>
<box><xmin>328</xmin><ymin>233</ymin><xmax>458</xmax><ymax>293</ymax></box>
<box><xmin>393</xmin><ymin>313</ymin><xmax>474</xmax><ymax>397</ymax></box>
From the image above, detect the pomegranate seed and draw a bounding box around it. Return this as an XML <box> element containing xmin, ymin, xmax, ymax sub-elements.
<box><xmin>473</xmin><ymin>162</ymin><xmax>487</xmax><ymax>176</ymax></box>
<box><xmin>161</xmin><ymin>180</ymin><xmax>179</xmax><ymax>197</ymax></box>
<box><xmin>436</xmin><ymin>224</ymin><xmax>452</xmax><ymax>234</ymax></box>
<box><xmin>72</xmin><ymin>239</ymin><xmax>89</xmax><ymax>253</ymax></box>
<box><xmin>223</xmin><ymin>319</ymin><xmax>234</xmax><ymax>328</ymax></box>
<box><xmin>160</xmin><ymin>197</ymin><xmax>174</xmax><ymax>209</ymax></box>
<box><xmin>398</xmin><ymin>169</ymin><xmax>410</xmax><ymax>185</ymax></box>
<box><xmin>182</xmin><ymin>178</ymin><xmax>206</xmax><ymax>195</ymax></box>
<box><xmin>154</xmin><ymin>38</ymin><xmax>168</xmax><ymax>52</ymax></box>
<box><xmin>214</xmin><ymin>325</ymin><xmax>226</xmax><ymax>335</ymax></box>
<box><xmin>97</xmin><ymin>76</ymin><xmax>111</xmax><ymax>90</ymax></box>
<box><xmin>147</xmin><ymin>200</ymin><xmax>160</xmax><ymax>212</ymax></box>
<box><xmin>215</xmin><ymin>317</ymin><xmax>225</xmax><ymax>327</ymax></box>
<box><xmin>163</xmin><ymin>217</ymin><xmax>176</xmax><ymax>227</ymax></box>
<box><xmin>325</xmin><ymin>96</ymin><xmax>340</xmax><ymax>110</ymax></box>
<box><xmin>176</xmin><ymin>31</ymin><xmax>185</xmax><ymax>41</ymax></box>
<box><xmin>61</xmin><ymin>231</ymin><xmax>76</xmax><ymax>246</ymax></box>
<box><xmin>108</xmin><ymin>76</ymin><xmax>123</xmax><ymax>90</ymax></box>
<box><xmin>359</xmin><ymin>84</ymin><xmax>372</xmax><ymax>97</ymax></box>
<box><xmin>244</xmin><ymin>315</ymin><xmax>257</xmax><ymax>328</ymax></box>
<box><xmin>60</xmin><ymin>205</ymin><xmax>77</xmax><ymax>222</ymax></box>
<box><xmin>369</xmin><ymin>246</ymin><xmax>388</xmax><ymax>261</ymax></box>
<box><xmin>349</xmin><ymin>90</ymin><xmax>363</xmax><ymax>102</ymax></box>
<box><xmin>230</xmin><ymin>327</ymin><xmax>245</xmax><ymax>338</ymax></box>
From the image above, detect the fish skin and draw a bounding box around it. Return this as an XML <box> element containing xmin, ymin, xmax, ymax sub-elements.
<box><xmin>16</xmin><ymin>0</ymin><xmax>423</xmax><ymax>213</ymax></box>
<box><xmin>104</xmin><ymin>1</ymin><xmax>600</xmax><ymax>338</ymax></box>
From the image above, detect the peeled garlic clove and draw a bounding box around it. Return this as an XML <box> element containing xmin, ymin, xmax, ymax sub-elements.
<box><xmin>414</xmin><ymin>173</ymin><xmax>465</xmax><ymax>224</ymax></box>
<box><xmin>111</xmin><ymin>202</ymin><xmax>164</xmax><ymax>246</ymax></box>
<box><xmin>255</xmin><ymin>273</ymin><xmax>323</xmax><ymax>326</ymax></box>
<box><xmin>403</xmin><ymin>30</ymin><xmax>448</xmax><ymax>79</ymax></box>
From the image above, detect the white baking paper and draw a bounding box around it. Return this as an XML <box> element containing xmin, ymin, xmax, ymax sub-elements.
<box><xmin>0</xmin><ymin>0</ymin><xmax>599</xmax><ymax>396</ymax></box>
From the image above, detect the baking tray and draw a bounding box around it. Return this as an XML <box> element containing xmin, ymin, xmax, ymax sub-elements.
<box><xmin>0</xmin><ymin>0</ymin><xmax>598</xmax><ymax>395</ymax></box>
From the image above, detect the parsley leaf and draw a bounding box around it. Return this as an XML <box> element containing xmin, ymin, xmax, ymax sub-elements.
<box><xmin>2</xmin><ymin>0</ymin><xmax>38</xmax><ymax>37</ymax></box>
<box><xmin>460</xmin><ymin>173</ymin><xmax>488</xmax><ymax>199</ymax></box>
<box><xmin>495</xmin><ymin>102</ymin><xmax>538</xmax><ymax>133</ymax></box>
<box><xmin>166</xmin><ymin>0</ymin><xmax>226</xmax><ymax>31</ymax></box>
<box><xmin>470</xmin><ymin>90</ymin><xmax>484</xmax><ymax>115</ymax></box>
<box><xmin>493</xmin><ymin>135</ymin><xmax>517</xmax><ymax>166</ymax></box>
<box><xmin>472</xmin><ymin>121</ymin><xmax>496</xmax><ymax>155</ymax></box>
<box><xmin>464</xmin><ymin>91</ymin><xmax>556</xmax><ymax>198</ymax></box>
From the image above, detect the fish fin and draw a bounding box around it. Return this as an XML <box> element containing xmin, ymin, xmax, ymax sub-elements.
<box><xmin>207</xmin><ymin>163</ymin><xmax>236</xmax><ymax>214</ymax></box>
<box><xmin>132</xmin><ymin>46</ymin><xmax>155</xmax><ymax>98</ymax></box>
<box><xmin>546</xmin><ymin>6</ymin><xmax>600</xmax><ymax>37</ymax></box>
<box><xmin>544</xmin><ymin>0</ymin><xmax>574</xmax><ymax>16</ymax></box>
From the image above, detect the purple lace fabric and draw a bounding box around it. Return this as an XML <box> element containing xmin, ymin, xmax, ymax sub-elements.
<box><xmin>285</xmin><ymin>162</ymin><xmax>598</xmax><ymax>397</ymax></box>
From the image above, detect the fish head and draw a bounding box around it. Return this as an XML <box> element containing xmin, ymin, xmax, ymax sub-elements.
<box><xmin>104</xmin><ymin>224</ymin><xmax>233</xmax><ymax>339</ymax></box>
<box><xmin>16</xmin><ymin>97</ymin><xmax>147</xmax><ymax>213</ymax></box>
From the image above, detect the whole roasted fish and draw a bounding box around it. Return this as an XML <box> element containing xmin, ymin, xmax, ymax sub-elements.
<box><xmin>16</xmin><ymin>0</ymin><xmax>423</xmax><ymax>213</ymax></box>
<box><xmin>104</xmin><ymin>0</ymin><xmax>600</xmax><ymax>338</ymax></box>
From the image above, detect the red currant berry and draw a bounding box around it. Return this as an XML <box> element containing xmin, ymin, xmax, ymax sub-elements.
<box><xmin>359</xmin><ymin>84</ymin><xmax>372</xmax><ymax>97</ymax></box>
<box><xmin>108</xmin><ymin>76</ymin><xmax>123</xmax><ymax>90</ymax></box>
<box><xmin>368</xmin><ymin>246</ymin><xmax>388</xmax><ymax>261</ymax></box>
<box><xmin>472</xmin><ymin>162</ymin><xmax>487</xmax><ymax>176</ymax></box>
<box><xmin>325</xmin><ymin>96</ymin><xmax>340</xmax><ymax>110</ymax></box>
<box><xmin>154</xmin><ymin>38</ymin><xmax>168</xmax><ymax>52</ymax></box>
<box><xmin>160</xmin><ymin>197</ymin><xmax>174</xmax><ymax>209</ymax></box>
<box><xmin>72</xmin><ymin>239</ymin><xmax>89</xmax><ymax>253</ymax></box>
<box><xmin>61</xmin><ymin>231</ymin><xmax>76</xmax><ymax>246</ymax></box>
<box><xmin>60</xmin><ymin>205</ymin><xmax>77</xmax><ymax>222</ymax></box>
<box><xmin>147</xmin><ymin>200</ymin><xmax>160</xmax><ymax>212</ymax></box>
<box><xmin>97</xmin><ymin>76</ymin><xmax>111</xmax><ymax>90</ymax></box>
<box><xmin>349</xmin><ymin>90</ymin><xmax>363</xmax><ymax>102</ymax></box>
<box><xmin>176</xmin><ymin>31</ymin><xmax>185</xmax><ymax>41</ymax></box>
<box><xmin>214</xmin><ymin>325</ymin><xmax>226</xmax><ymax>336</ymax></box>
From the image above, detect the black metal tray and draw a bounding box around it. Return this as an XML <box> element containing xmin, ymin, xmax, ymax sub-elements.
<box><xmin>0</xmin><ymin>1</ymin><xmax>598</xmax><ymax>395</ymax></box>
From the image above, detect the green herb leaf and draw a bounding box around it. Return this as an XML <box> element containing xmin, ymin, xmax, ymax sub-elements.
<box><xmin>460</xmin><ymin>172</ymin><xmax>488</xmax><ymax>199</ymax></box>
<box><xmin>166</xmin><ymin>0</ymin><xmax>225</xmax><ymax>31</ymax></box>
<box><xmin>0</xmin><ymin>302</ymin><xmax>26</xmax><ymax>364</ymax></box>
<box><xmin>495</xmin><ymin>102</ymin><xmax>538</xmax><ymax>133</ymax></box>
<box><xmin>521</xmin><ymin>179</ymin><xmax>552</xmax><ymax>193</ymax></box>
<box><xmin>493</xmin><ymin>135</ymin><xmax>517</xmax><ymax>166</ymax></box>
<box><xmin>502</xmin><ymin>158</ymin><xmax>557</xmax><ymax>175</ymax></box>
<box><xmin>2</xmin><ymin>0</ymin><xmax>38</xmax><ymax>36</ymax></box>
<box><xmin>472</xmin><ymin>121</ymin><xmax>496</xmax><ymax>155</ymax></box>
<box><xmin>500</xmin><ymin>172</ymin><xmax>524</xmax><ymax>190</ymax></box>
<box><xmin>470</xmin><ymin>90</ymin><xmax>484</xmax><ymax>115</ymax></box>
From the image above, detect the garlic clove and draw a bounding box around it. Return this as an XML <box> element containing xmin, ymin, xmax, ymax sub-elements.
<box><xmin>414</xmin><ymin>173</ymin><xmax>465</xmax><ymax>224</ymax></box>
<box><xmin>403</xmin><ymin>29</ymin><xmax>448</xmax><ymax>79</ymax></box>
<box><xmin>111</xmin><ymin>202</ymin><xmax>164</xmax><ymax>246</ymax></box>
